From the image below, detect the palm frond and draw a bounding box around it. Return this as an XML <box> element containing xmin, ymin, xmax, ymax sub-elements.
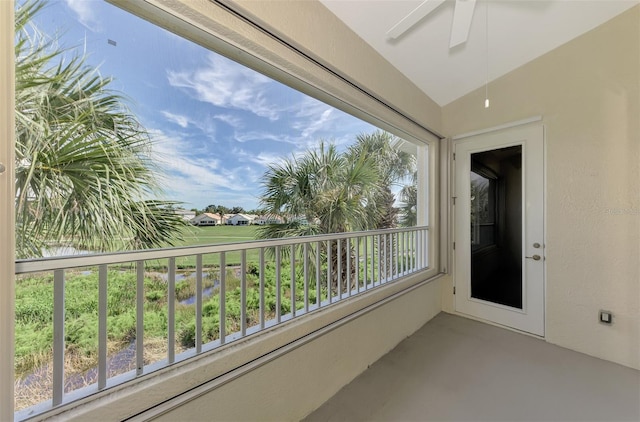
<box><xmin>15</xmin><ymin>0</ymin><xmax>187</xmax><ymax>258</ymax></box>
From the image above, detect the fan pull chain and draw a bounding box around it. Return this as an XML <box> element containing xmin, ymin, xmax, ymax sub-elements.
<box><xmin>484</xmin><ymin>0</ymin><xmax>490</xmax><ymax>108</ymax></box>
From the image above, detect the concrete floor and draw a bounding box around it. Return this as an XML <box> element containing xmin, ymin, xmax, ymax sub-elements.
<box><xmin>304</xmin><ymin>313</ymin><xmax>640</xmax><ymax>421</ymax></box>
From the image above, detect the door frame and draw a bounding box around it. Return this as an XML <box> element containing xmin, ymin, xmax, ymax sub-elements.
<box><xmin>452</xmin><ymin>122</ymin><xmax>546</xmax><ymax>336</ymax></box>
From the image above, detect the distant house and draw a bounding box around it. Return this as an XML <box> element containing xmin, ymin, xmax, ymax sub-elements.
<box><xmin>190</xmin><ymin>213</ymin><xmax>222</xmax><ymax>226</ymax></box>
<box><xmin>254</xmin><ymin>214</ymin><xmax>285</xmax><ymax>225</ymax></box>
<box><xmin>227</xmin><ymin>213</ymin><xmax>255</xmax><ymax>226</ymax></box>
<box><xmin>174</xmin><ymin>209</ymin><xmax>196</xmax><ymax>221</ymax></box>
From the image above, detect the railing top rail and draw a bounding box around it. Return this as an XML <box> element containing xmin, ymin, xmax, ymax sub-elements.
<box><xmin>15</xmin><ymin>226</ymin><xmax>429</xmax><ymax>274</ymax></box>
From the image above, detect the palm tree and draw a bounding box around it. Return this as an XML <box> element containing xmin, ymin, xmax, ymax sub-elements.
<box><xmin>398</xmin><ymin>183</ymin><xmax>417</xmax><ymax>227</ymax></box>
<box><xmin>347</xmin><ymin>131</ymin><xmax>416</xmax><ymax>277</ymax></box>
<box><xmin>257</xmin><ymin>141</ymin><xmax>383</xmax><ymax>293</ymax></box>
<box><xmin>347</xmin><ymin>131</ymin><xmax>416</xmax><ymax>229</ymax></box>
<box><xmin>258</xmin><ymin>142</ymin><xmax>381</xmax><ymax>236</ymax></box>
<box><xmin>15</xmin><ymin>0</ymin><xmax>187</xmax><ymax>258</ymax></box>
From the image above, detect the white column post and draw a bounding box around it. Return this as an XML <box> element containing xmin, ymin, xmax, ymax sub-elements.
<box><xmin>416</xmin><ymin>144</ymin><xmax>428</xmax><ymax>269</ymax></box>
<box><xmin>0</xmin><ymin>0</ymin><xmax>16</xmax><ymax>419</ymax></box>
<box><xmin>417</xmin><ymin>144</ymin><xmax>428</xmax><ymax>227</ymax></box>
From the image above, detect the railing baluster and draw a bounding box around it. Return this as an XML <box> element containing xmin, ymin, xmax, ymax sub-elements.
<box><xmin>377</xmin><ymin>234</ymin><xmax>382</xmax><ymax>285</ymax></box>
<box><xmin>363</xmin><ymin>236</ymin><xmax>368</xmax><ymax>290</ymax></box>
<box><xmin>303</xmin><ymin>243</ymin><xmax>309</xmax><ymax>313</ymax></box>
<box><xmin>196</xmin><ymin>254</ymin><xmax>203</xmax><ymax>353</ymax></box>
<box><xmin>425</xmin><ymin>228</ymin><xmax>428</xmax><ymax>268</ymax></box>
<box><xmin>291</xmin><ymin>245</ymin><xmax>296</xmax><ymax>317</ymax></box>
<box><xmin>355</xmin><ymin>236</ymin><xmax>360</xmax><ymax>293</ymax></box>
<box><xmin>168</xmin><ymin>258</ymin><xmax>175</xmax><ymax>364</ymax></box>
<box><xmin>400</xmin><ymin>231</ymin><xmax>405</xmax><ymax>275</ymax></box>
<box><xmin>241</xmin><ymin>250</ymin><xmax>247</xmax><ymax>337</ymax></box>
<box><xmin>52</xmin><ymin>269</ymin><xmax>65</xmax><ymax>405</ymax></box>
<box><xmin>276</xmin><ymin>246</ymin><xmax>281</xmax><ymax>323</ymax></box>
<box><xmin>409</xmin><ymin>230</ymin><xmax>412</xmax><ymax>270</ymax></box>
<box><xmin>136</xmin><ymin>261</ymin><xmax>144</xmax><ymax>376</ymax></box>
<box><xmin>408</xmin><ymin>230</ymin><xmax>412</xmax><ymax>271</ymax></box>
<box><xmin>424</xmin><ymin>228</ymin><xmax>428</xmax><ymax>268</ymax></box>
<box><xmin>383</xmin><ymin>234</ymin><xmax>388</xmax><ymax>283</ymax></box>
<box><xmin>98</xmin><ymin>264</ymin><xmax>108</xmax><ymax>390</ymax></box>
<box><xmin>418</xmin><ymin>229</ymin><xmax>423</xmax><ymax>269</ymax></box>
<box><xmin>400</xmin><ymin>231</ymin><xmax>404</xmax><ymax>274</ymax></box>
<box><xmin>315</xmin><ymin>241</ymin><xmax>321</xmax><ymax>308</ymax></box>
<box><xmin>415</xmin><ymin>230</ymin><xmax>422</xmax><ymax>270</ymax></box>
<box><xmin>337</xmin><ymin>238</ymin><xmax>342</xmax><ymax>300</ymax></box>
<box><xmin>372</xmin><ymin>236</ymin><xmax>376</xmax><ymax>287</ymax></box>
<box><xmin>392</xmin><ymin>232</ymin><xmax>397</xmax><ymax>280</ymax></box>
<box><xmin>416</xmin><ymin>230</ymin><xmax>419</xmax><ymax>270</ymax></box>
<box><xmin>219</xmin><ymin>253</ymin><xmax>226</xmax><ymax>345</ymax></box>
<box><xmin>346</xmin><ymin>237</ymin><xmax>351</xmax><ymax>296</ymax></box>
<box><xmin>404</xmin><ymin>230</ymin><xmax>408</xmax><ymax>272</ymax></box>
<box><xmin>412</xmin><ymin>230</ymin><xmax>416</xmax><ymax>271</ymax></box>
<box><xmin>327</xmin><ymin>240</ymin><xmax>332</xmax><ymax>303</ymax></box>
<box><xmin>398</xmin><ymin>231</ymin><xmax>402</xmax><ymax>275</ymax></box>
<box><xmin>392</xmin><ymin>232</ymin><xmax>398</xmax><ymax>279</ymax></box>
<box><xmin>259</xmin><ymin>248</ymin><xmax>265</xmax><ymax>330</ymax></box>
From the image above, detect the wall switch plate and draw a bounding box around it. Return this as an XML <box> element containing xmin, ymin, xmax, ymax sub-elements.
<box><xmin>599</xmin><ymin>310</ymin><xmax>613</xmax><ymax>325</ymax></box>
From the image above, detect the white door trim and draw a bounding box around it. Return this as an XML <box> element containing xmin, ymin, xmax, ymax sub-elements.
<box><xmin>452</xmin><ymin>116</ymin><xmax>543</xmax><ymax>141</ymax></box>
<box><xmin>453</xmin><ymin>123</ymin><xmax>545</xmax><ymax>336</ymax></box>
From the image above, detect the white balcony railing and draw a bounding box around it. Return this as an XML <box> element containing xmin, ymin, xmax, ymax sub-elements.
<box><xmin>14</xmin><ymin>226</ymin><xmax>429</xmax><ymax>419</ymax></box>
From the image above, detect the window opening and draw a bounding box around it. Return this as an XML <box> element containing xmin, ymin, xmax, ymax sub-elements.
<box><xmin>13</xmin><ymin>0</ymin><xmax>434</xmax><ymax>417</ymax></box>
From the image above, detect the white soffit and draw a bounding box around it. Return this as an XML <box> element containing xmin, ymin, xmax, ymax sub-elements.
<box><xmin>320</xmin><ymin>0</ymin><xmax>639</xmax><ymax>106</ymax></box>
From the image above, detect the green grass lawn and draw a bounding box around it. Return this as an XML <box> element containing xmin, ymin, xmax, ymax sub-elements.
<box><xmin>179</xmin><ymin>225</ymin><xmax>259</xmax><ymax>246</ymax></box>
<box><xmin>173</xmin><ymin>225</ymin><xmax>261</xmax><ymax>267</ymax></box>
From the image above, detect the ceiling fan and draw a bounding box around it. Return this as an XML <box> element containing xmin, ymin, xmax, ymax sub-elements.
<box><xmin>387</xmin><ymin>0</ymin><xmax>478</xmax><ymax>48</ymax></box>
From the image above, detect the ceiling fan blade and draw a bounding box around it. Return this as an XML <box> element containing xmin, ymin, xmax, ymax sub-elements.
<box><xmin>449</xmin><ymin>0</ymin><xmax>477</xmax><ymax>48</ymax></box>
<box><xmin>387</xmin><ymin>0</ymin><xmax>447</xmax><ymax>40</ymax></box>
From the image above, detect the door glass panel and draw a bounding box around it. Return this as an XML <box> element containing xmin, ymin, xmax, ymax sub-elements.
<box><xmin>470</xmin><ymin>145</ymin><xmax>522</xmax><ymax>309</ymax></box>
<box><xmin>471</xmin><ymin>171</ymin><xmax>496</xmax><ymax>250</ymax></box>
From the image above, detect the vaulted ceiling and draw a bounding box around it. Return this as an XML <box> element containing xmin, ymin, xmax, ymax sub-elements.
<box><xmin>320</xmin><ymin>0</ymin><xmax>638</xmax><ymax>106</ymax></box>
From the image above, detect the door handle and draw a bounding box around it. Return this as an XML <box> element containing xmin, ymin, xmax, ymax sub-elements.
<box><xmin>526</xmin><ymin>254</ymin><xmax>542</xmax><ymax>261</ymax></box>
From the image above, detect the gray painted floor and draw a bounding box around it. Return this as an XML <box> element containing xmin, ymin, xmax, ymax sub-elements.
<box><xmin>304</xmin><ymin>313</ymin><xmax>640</xmax><ymax>421</ymax></box>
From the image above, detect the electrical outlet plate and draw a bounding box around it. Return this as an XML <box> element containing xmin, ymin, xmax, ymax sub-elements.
<box><xmin>599</xmin><ymin>310</ymin><xmax>613</xmax><ymax>324</ymax></box>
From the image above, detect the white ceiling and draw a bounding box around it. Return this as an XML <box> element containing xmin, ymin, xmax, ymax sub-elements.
<box><xmin>320</xmin><ymin>0</ymin><xmax>639</xmax><ymax>106</ymax></box>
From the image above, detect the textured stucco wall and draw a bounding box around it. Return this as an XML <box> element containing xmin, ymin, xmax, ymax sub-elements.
<box><xmin>442</xmin><ymin>6</ymin><xmax>640</xmax><ymax>369</ymax></box>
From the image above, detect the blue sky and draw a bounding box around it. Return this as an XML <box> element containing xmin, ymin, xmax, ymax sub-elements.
<box><xmin>32</xmin><ymin>0</ymin><xmax>379</xmax><ymax>210</ymax></box>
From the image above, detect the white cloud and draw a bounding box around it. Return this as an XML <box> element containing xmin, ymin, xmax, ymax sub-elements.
<box><xmin>233</xmin><ymin>148</ymin><xmax>287</xmax><ymax>168</ymax></box>
<box><xmin>167</xmin><ymin>54</ymin><xmax>281</xmax><ymax>121</ymax></box>
<box><xmin>161</xmin><ymin>111</ymin><xmax>190</xmax><ymax>128</ymax></box>
<box><xmin>160</xmin><ymin>111</ymin><xmax>217</xmax><ymax>141</ymax></box>
<box><xmin>287</xmin><ymin>97</ymin><xmax>353</xmax><ymax>144</ymax></box>
<box><xmin>213</xmin><ymin>114</ymin><xmax>243</xmax><ymax>129</ymax></box>
<box><xmin>149</xmin><ymin>128</ymin><xmax>261</xmax><ymax>209</ymax></box>
<box><xmin>150</xmin><ymin>129</ymin><xmax>220</xmax><ymax>181</ymax></box>
<box><xmin>300</xmin><ymin>108</ymin><xmax>333</xmax><ymax>139</ymax></box>
<box><xmin>233</xmin><ymin>130</ymin><xmax>298</xmax><ymax>145</ymax></box>
<box><xmin>65</xmin><ymin>0</ymin><xmax>101</xmax><ymax>31</ymax></box>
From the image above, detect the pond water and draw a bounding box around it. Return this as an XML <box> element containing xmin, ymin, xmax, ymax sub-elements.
<box><xmin>41</xmin><ymin>246</ymin><xmax>91</xmax><ymax>257</ymax></box>
<box><xmin>157</xmin><ymin>271</ymin><xmax>211</xmax><ymax>282</ymax></box>
<box><xmin>179</xmin><ymin>286</ymin><xmax>215</xmax><ymax>305</ymax></box>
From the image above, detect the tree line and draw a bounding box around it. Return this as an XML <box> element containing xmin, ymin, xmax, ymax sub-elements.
<box><xmin>193</xmin><ymin>205</ymin><xmax>262</xmax><ymax>217</ymax></box>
